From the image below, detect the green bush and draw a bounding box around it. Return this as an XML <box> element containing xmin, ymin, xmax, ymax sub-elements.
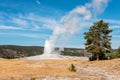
<box><xmin>111</xmin><ymin>53</ymin><xmax>120</xmax><ymax>59</ymax></box>
<box><xmin>111</xmin><ymin>47</ymin><xmax>120</xmax><ymax>59</ymax></box>
<box><xmin>69</xmin><ymin>64</ymin><xmax>76</xmax><ymax>72</ymax></box>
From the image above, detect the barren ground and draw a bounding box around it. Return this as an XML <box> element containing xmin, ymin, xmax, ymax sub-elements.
<box><xmin>0</xmin><ymin>58</ymin><xmax>120</xmax><ymax>80</ymax></box>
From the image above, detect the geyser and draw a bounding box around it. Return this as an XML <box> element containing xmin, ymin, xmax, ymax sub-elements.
<box><xmin>44</xmin><ymin>40</ymin><xmax>55</xmax><ymax>54</ymax></box>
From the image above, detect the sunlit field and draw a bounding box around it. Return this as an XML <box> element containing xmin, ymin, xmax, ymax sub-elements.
<box><xmin>0</xmin><ymin>59</ymin><xmax>120</xmax><ymax>80</ymax></box>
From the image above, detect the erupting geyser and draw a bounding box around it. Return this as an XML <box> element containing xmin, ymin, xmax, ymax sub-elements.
<box><xmin>25</xmin><ymin>0</ymin><xmax>109</xmax><ymax>60</ymax></box>
<box><xmin>44</xmin><ymin>40</ymin><xmax>55</xmax><ymax>54</ymax></box>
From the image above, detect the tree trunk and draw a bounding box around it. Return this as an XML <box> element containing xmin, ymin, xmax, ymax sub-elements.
<box><xmin>96</xmin><ymin>54</ymin><xmax>99</xmax><ymax>60</ymax></box>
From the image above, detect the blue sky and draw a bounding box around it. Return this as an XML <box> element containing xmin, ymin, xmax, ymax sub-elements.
<box><xmin>0</xmin><ymin>0</ymin><xmax>120</xmax><ymax>49</ymax></box>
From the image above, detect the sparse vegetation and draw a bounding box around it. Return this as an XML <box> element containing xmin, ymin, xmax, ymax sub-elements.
<box><xmin>0</xmin><ymin>59</ymin><xmax>120</xmax><ymax>80</ymax></box>
<box><xmin>69</xmin><ymin>64</ymin><xmax>76</xmax><ymax>72</ymax></box>
<box><xmin>30</xmin><ymin>77</ymin><xmax>36</xmax><ymax>80</ymax></box>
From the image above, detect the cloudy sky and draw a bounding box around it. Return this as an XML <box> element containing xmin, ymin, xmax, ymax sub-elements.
<box><xmin>0</xmin><ymin>0</ymin><xmax>120</xmax><ymax>49</ymax></box>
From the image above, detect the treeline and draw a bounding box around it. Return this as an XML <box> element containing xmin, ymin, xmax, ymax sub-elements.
<box><xmin>0</xmin><ymin>45</ymin><xmax>91</xmax><ymax>59</ymax></box>
<box><xmin>0</xmin><ymin>45</ymin><xmax>44</xmax><ymax>59</ymax></box>
<box><xmin>61</xmin><ymin>48</ymin><xmax>91</xmax><ymax>57</ymax></box>
<box><xmin>0</xmin><ymin>45</ymin><xmax>118</xmax><ymax>59</ymax></box>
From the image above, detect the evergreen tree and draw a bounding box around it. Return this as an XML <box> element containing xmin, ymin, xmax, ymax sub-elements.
<box><xmin>84</xmin><ymin>20</ymin><xmax>112</xmax><ymax>60</ymax></box>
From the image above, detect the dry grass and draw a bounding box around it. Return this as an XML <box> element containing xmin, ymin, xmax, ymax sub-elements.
<box><xmin>0</xmin><ymin>59</ymin><xmax>120</xmax><ymax>80</ymax></box>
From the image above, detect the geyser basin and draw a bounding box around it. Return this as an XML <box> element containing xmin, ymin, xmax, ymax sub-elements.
<box><xmin>25</xmin><ymin>53</ymin><xmax>88</xmax><ymax>60</ymax></box>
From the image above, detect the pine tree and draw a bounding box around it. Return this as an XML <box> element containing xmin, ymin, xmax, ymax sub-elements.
<box><xmin>84</xmin><ymin>20</ymin><xmax>112</xmax><ymax>60</ymax></box>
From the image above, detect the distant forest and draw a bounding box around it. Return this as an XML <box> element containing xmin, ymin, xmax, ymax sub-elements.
<box><xmin>0</xmin><ymin>45</ymin><xmax>92</xmax><ymax>59</ymax></box>
<box><xmin>0</xmin><ymin>45</ymin><xmax>44</xmax><ymax>59</ymax></box>
<box><xmin>0</xmin><ymin>45</ymin><xmax>117</xmax><ymax>59</ymax></box>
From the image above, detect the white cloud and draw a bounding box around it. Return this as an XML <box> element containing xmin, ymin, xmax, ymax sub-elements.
<box><xmin>0</xmin><ymin>25</ymin><xmax>24</xmax><ymax>30</ymax></box>
<box><xmin>30</xmin><ymin>22</ymin><xmax>41</xmax><ymax>31</ymax></box>
<box><xmin>112</xmin><ymin>35</ymin><xmax>120</xmax><ymax>38</ymax></box>
<box><xmin>110</xmin><ymin>25</ymin><xmax>120</xmax><ymax>29</ymax></box>
<box><xmin>12</xmin><ymin>18</ymin><xmax>28</xmax><ymax>26</ymax></box>
<box><xmin>0</xmin><ymin>32</ymin><xmax>49</xmax><ymax>39</ymax></box>
<box><xmin>91</xmin><ymin>0</ymin><xmax>109</xmax><ymax>15</ymax></box>
<box><xmin>19</xmin><ymin>33</ymin><xmax>49</xmax><ymax>39</ymax></box>
<box><xmin>25</xmin><ymin>13</ymin><xmax>59</xmax><ymax>30</ymax></box>
<box><xmin>70</xmin><ymin>6</ymin><xmax>92</xmax><ymax>20</ymax></box>
<box><xmin>105</xmin><ymin>19</ymin><xmax>120</xmax><ymax>25</ymax></box>
<box><xmin>0</xmin><ymin>12</ymin><xmax>61</xmax><ymax>31</ymax></box>
<box><xmin>0</xmin><ymin>13</ymin><xmax>48</xmax><ymax>31</ymax></box>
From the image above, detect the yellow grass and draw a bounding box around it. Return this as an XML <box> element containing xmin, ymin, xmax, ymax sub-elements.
<box><xmin>0</xmin><ymin>59</ymin><xmax>120</xmax><ymax>80</ymax></box>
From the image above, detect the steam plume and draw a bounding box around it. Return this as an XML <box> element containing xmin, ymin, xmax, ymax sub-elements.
<box><xmin>44</xmin><ymin>0</ymin><xmax>109</xmax><ymax>54</ymax></box>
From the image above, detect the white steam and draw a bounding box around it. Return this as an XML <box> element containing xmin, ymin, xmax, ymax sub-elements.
<box><xmin>44</xmin><ymin>0</ymin><xmax>109</xmax><ymax>54</ymax></box>
<box><xmin>91</xmin><ymin>0</ymin><xmax>109</xmax><ymax>14</ymax></box>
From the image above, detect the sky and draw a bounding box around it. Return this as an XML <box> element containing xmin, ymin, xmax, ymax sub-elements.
<box><xmin>0</xmin><ymin>0</ymin><xmax>120</xmax><ymax>49</ymax></box>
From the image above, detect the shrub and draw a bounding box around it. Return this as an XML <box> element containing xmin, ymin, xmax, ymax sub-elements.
<box><xmin>30</xmin><ymin>77</ymin><xmax>36</xmax><ymax>80</ymax></box>
<box><xmin>111</xmin><ymin>53</ymin><xmax>120</xmax><ymax>59</ymax></box>
<box><xmin>111</xmin><ymin>47</ymin><xmax>120</xmax><ymax>59</ymax></box>
<box><xmin>69</xmin><ymin>64</ymin><xmax>76</xmax><ymax>72</ymax></box>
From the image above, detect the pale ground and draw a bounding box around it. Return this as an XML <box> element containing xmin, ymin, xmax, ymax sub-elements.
<box><xmin>0</xmin><ymin>58</ymin><xmax>120</xmax><ymax>80</ymax></box>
